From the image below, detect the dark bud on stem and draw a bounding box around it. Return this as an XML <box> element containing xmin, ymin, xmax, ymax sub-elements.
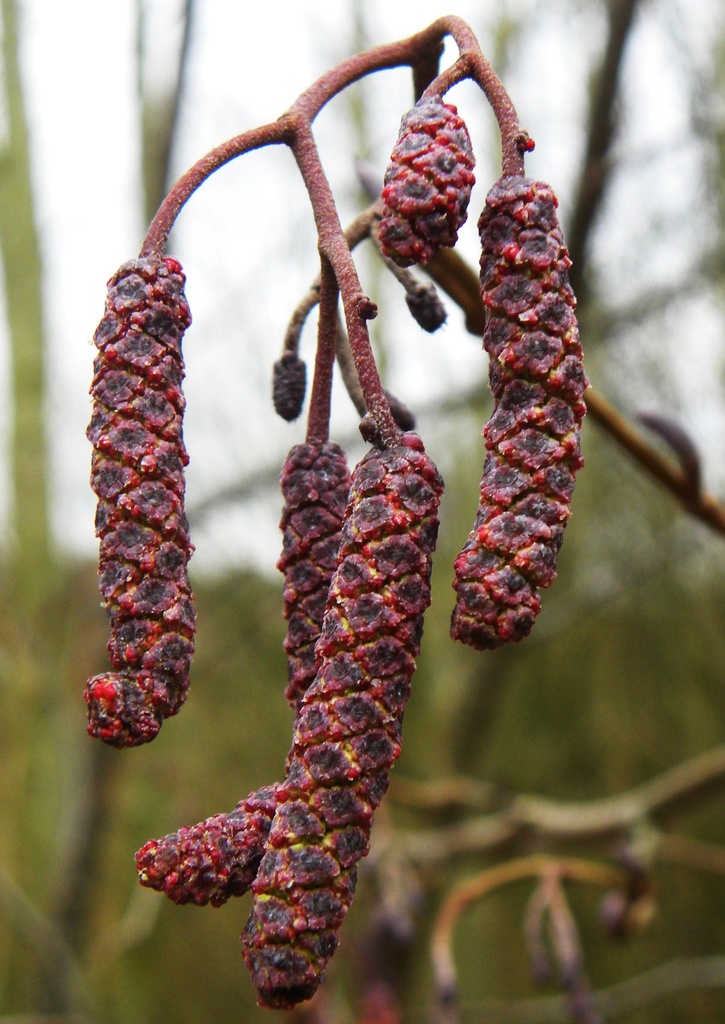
<box><xmin>405</xmin><ymin>281</ymin><xmax>447</xmax><ymax>333</ymax></box>
<box><xmin>273</xmin><ymin>352</ymin><xmax>308</xmax><ymax>422</ymax></box>
<box><xmin>637</xmin><ymin>410</ymin><xmax>701</xmax><ymax>495</ymax></box>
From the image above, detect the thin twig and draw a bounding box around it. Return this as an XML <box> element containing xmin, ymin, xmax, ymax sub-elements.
<box><xmin>588</xmin><ymin>388</ymin><xmax>725</xmax><ymax>534</ymax></box>
<box><xmin>658</xmin><ymin>832</ymin><xmax>725</xmax><ymax>879</ymax></box>
<box><xmin>305</xmin><ymin>256</ymin><xmax>339</xmax><ymax>443</ymax></box>
<box><xmin>444</xmin><ymin>955</ymin><xmax>725</xmax><ymax>1023</ymax></box>
<box><xmin>142</xmin><ymin>17</ymin><xmax>526</xmax><ymax>256</ymax></box>
<box><xmin>281</xmin><ymin>204</ymin><xmax>379</xmax><ymax>360</ymax></box>
<box><xmin>567</xmin><ymin>0</ymin><xmax>642</xmax><ymax>305</ymax></box>
<box><xmin>388</xmin><ymin>775</ymin><xmax>498</xmax><ymax>812</ymax></box>
<box><xmin>289</xmin><ymin>126</ymin><xmax>397</xmax><ymax>444</ymax></box>
<box><xmin>430</xmin><ymin>856</ymin><xmax>623</xmax><ymax>1008</ymax></box>
<box><xmin>334</xmin><ymin>318</ymin><xmax>366</xmax><ymax>418</ymax></box>
<box><xmin>0</xmin><ymin>862</ymin><xmax>93</xmax><ymax>1015</ymax></box>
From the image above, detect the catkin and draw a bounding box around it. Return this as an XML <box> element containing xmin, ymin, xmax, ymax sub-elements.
<box><xmin>135</xmin><ymin>786</ymin><xmax>279</xmax><ymax>907</ymax></box>
<box><xmin>378</xmin><ymin>96</ymin><xmax>475</xmax><ymax>267</ymax></box>
<box><xmin>85</xmin><ymin>257</ymin><xmax>195</xmax><ymax>746</ymax></box>
<box><xmin>241</xmin><ymin>433</ymin><xmax>443</xmax><ymax>1009</ymax></box>
<box><xmin>278</xmin><ymin>442</ymin><xmax>352</xmax><ymax>714</ymax></box>
<box><xmin>451</xmin><ymin>177</ymin><xmax>587</xmax><ymax>650</ymax></box>
<box><xmin>133</xmin><ymin>441</ymin><xmax>350</xmax><ymax>908</ymax></box>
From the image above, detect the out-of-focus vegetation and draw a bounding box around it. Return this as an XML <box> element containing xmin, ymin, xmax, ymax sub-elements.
<box><xmin>2</xmin><ymin>1</ymin><xmax>725</xmax><ymax>1022</ymax></box>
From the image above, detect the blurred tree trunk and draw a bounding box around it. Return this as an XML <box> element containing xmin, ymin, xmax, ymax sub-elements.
<box><xmin>0</xmin><ymin>0</ymin><xmax>51</xmax><ymax>613</ymax></box>
<box><xmin>138</xmin><ymin>0</ymin><xmax>195</xmax><ymax>223</ymax></box>
<box><xmin>0</xmin><ymin>1</ymin><xmax>197</xmax><ymax>1015</ymax></box>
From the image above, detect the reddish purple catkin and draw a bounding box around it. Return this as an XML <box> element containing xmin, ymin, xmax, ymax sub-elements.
<box><xmin>241</xmin><ymin>433</ymin><xmax>443</xmax><ymax>1010</ymax></box>
<box><xmin>132</xmin><ymin>442</ymin><xmax>349</xmax><ymax>907</ymax></box>
<box><xmin>378</xmin><ymin>96</ymin><xmax>475</xmax><ymax>267</ymax></box>
<box><xmin>278</xmin><ymin>442</ymin><xmax>352</xmax><ymax>714</ymax></box>
<box><xmin>451</xmin><ymin>177</ymin><xmax>587</xmax><ymax>650</ymax></box>
<box><xmin>135</xmin><ymin>785</ymin><xmax>279</xmax><ymax>907</ymax></box>
<box><xmin>85</xmin><ymin>257</ymin><xmax>195</xmax><ymax>747</ymax></box>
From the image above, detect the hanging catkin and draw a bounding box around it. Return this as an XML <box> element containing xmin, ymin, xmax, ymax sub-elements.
<box><xmin>241</xmin><ymin>432</ymin><xmax>443</xmax><ymax>1009</ymax></box>
<box><xmin>451</xmin><ymin>177</ymin><xmax>587</xmax><ymax>650</ymax></box>
<box><xmin>378</xmin><ymin>95</ymin><xmax>475</xmax><ymax>267</ymax></box>
<box><xmin>133</xmin><ymin>440</ymin><xmax>350</xmax><ymax>907</ymax></box>
<box><xmin>85</xmin><ymin>257</ymin><xmax>195</xmax><ymax>746</ymax></box>
<box><xmin>277</xmin><ymin>441</ymin><xmax>352</xmax><ymax>714</ymax></box>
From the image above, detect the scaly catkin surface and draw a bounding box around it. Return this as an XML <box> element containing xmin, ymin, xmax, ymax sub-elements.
<box><xmin>278</xmin><ymin>442</ymin><xmax>352</xmax><ymax>714</ymax></box>
<box><xmin>242</xmin><ymin>432</ymin><xmax>443</xmax><ymax>1009</ymax></box>
<box><xmin>379</xmin><ymin>96</ymin><xmax>475</xmax><ymax>267</ymax></box>
<box><xmin>451</xmin><ymin>177</ymin><xmax>587</xmax><ymax>650</ymax></box>
<box><xmin>135</xmin><ymin>786</ymin><xmax>279</xmax><ymax>907</ymax></box>
<box><xmin>85</xmin><ymin>257</ymin><xmax>195</xmax><ymax>746</ymax></box>
<box><xmin>132</xmin><ymin>442</ymin><xmax>351</xmax><ymax>908</ymax></box>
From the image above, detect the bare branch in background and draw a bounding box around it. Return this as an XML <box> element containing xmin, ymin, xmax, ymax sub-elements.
<box><xmin>396</xmin><ymin>743</ymin><xmax>725</xmax><ymax>865</ymax></box>
<box><xmin>442</xmin><ymin>956</ymin><xmax>725</xmax><ymax>1023</ymax></box>
<box><xmin>566</xmin><ymin>0</ymin><xmax>642</xmax><ymax>306</ymax></box>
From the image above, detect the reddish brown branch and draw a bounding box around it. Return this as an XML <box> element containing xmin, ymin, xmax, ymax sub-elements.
<box><xmin>140</xmin><ymin>121</ymin><xmax>291</xmax><ymax>257</ymax></box>
<box><xmin>142</xmin><ymin>17</ymin><xmax>526</xmax><ymax>258</ymax></box>
<box><xmin>305</xmin><ymin>257</ymin><xmax>339</xmax><ymax>444</ymax></box>
<box><xmin>138</xmin><ymin>17</ymin><xmax>530</xmax><ymax>445</ymax></box>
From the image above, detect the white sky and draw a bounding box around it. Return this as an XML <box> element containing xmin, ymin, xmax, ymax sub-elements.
<box><xmin>0</xmin><ymin>0</ymin><xmax>723</xmax><ymax>574</ymax></box>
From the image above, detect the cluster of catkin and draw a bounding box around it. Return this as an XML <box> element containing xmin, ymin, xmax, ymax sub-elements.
<box><xmin>135</xmin><ymin>433</ymin><xmax>443</xmax><ymax>1008</ymax></box>
<box><xmin>86</xmin><ymin>91</ymin><xmax>585</xmax><ymax>1010</ymax></box>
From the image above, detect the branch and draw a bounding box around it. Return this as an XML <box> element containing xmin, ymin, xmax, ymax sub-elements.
<box><xmin>447</xmin><ymin>956</ymin><xmax>725</xmax><ymax>1023</ymax></box>
<box><xmin>141</xmin><ymin>17</ymin><xmax>526</xmax><ymax>257</ymax></box>
<box><xmin>567</xmin><ymin>0</ymin><xmax>642</xmax><ymax>305</ymax></box>
<box><xmin>305</xmin><ymin>256</ymin><xmax>339</xmax><ymax>443</ymax></box>
<box><xmin>398</xmin><ymin>744</ymin><xmax>725</xmax><ymax>866</ymax></box>
<box><xmin>593</xmin><ymin>393</ymin><xmax>725</xmax><ymax>532</ymax></box>
<box><xmin>430</xmin><ymin>856</ymin><xmax>623</xmax><ymax>1011</ymax></box>
<box><xmin>658</xmin><ymin>832</ymin><xmax>725</xmax><ymax>879</ymax></box>
<box><xmin>0</xmin><ymin>860</ymin><xmax>92</xmax><ymax>1016</ymax></box>
<box><xmin>388</xmin><ymin>775</ymin><xmax>499</xmax><ymax>812</ymax></box>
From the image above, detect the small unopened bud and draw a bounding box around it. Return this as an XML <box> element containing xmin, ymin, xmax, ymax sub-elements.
<box><xmin>273</xmin><ymin>352</ymin><xmax>307</xmax><ymax>421</ymax></box>
<box><xmin>405</xmin><ymin>282</ymin><xmax>447</xmax><ymax>333</ymax></box>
